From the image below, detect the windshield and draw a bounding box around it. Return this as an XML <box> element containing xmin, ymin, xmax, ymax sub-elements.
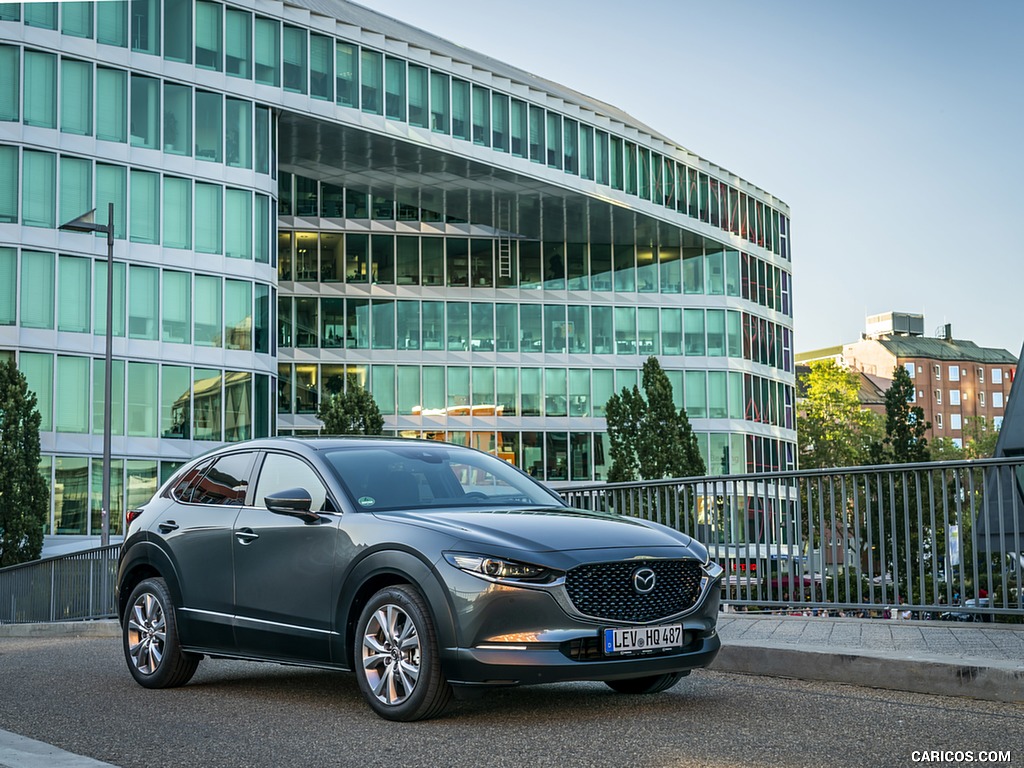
<box><xmin>323</xmin><ymin>445</ymin><xmax>567</xmax><ymax>512</ymax></box>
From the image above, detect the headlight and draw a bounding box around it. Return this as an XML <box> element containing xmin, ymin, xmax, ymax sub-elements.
<box><xmin>444</xmin><ymin>552</ymin><xmax>560</xmax><ymax>585</ymax></box>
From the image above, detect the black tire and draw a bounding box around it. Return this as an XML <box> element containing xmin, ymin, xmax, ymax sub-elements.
<box><xmin>605</xmin><ymin>671</ymin><xmax>685</xmax><ymax>695</ymax></box>
<box><xmin>354</xmin><ymin>585</ymin><xmax>453</xmax><ymax>721</ymax></box>
<box><xmin>122</xmin><ymin>577</ymin><xmax>200</xmax><ymax>689</ymax></box>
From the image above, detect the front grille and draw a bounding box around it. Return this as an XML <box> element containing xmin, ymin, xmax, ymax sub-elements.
<box><xmin>564</xmin><ymin>559</ymin><xmax>704</xmax><ymax>623</ymax></box>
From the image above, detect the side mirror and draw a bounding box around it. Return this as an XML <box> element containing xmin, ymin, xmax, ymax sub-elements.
<box><xmin>265</xmin><ymin>487</ymin><xmax>319</xmax><ymax>522</ymax></box>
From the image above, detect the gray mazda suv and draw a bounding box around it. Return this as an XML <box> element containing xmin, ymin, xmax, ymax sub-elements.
<box><xmin>116</xmin><ymin>437</ymin><xmax>723</xmax><ymax>720</ymax></box>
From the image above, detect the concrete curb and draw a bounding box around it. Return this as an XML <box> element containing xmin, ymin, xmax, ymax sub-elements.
<box><xmin>0</xmin><ymin>621</ymin><xmax>119</xmax><ymax>639</ymax></box>
<box><xmin>710</xmin><ymin>642</ymin><xmax>1024</xmax><ymax>704</ymax></box>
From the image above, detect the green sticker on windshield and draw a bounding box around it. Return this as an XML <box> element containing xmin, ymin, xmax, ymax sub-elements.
<box><xmin>358</xmin><ymin>496</ymin><xmax>376</xmax><ymax>507</ymax></box>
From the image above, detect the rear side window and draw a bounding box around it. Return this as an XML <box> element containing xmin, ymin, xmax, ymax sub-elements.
<box><xmin>170</xmin><ymin>460</ymin><xmax>214</xmax><ymax>502</ymax></box>
<box><xmin>191</xmin><ymin>453</ymin><xmax>257</xmax><ymax>505</ymax></box>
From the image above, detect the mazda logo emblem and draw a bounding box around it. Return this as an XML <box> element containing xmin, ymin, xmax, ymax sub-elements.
<box><xmin>633</xmin><ymin>567</ymin><xmax>656</xmax><ymax>594</ymax></box>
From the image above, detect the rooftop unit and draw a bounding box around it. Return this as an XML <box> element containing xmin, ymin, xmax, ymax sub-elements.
<box><xmin>864</xmin><ymin>311</ymin><xmax>924</xmax><ymax>339</ymax></box>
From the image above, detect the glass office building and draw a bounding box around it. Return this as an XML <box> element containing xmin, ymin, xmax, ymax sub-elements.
<box><xmin>0</xmin><ymin>0</ymin><xmax>795</xmax><ymax>548</ymax></box>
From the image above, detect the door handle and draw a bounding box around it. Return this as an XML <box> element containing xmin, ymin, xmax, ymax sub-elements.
<box><xmin>235</xmin><ymin>529</ymin><xmax>259</xmax><ymax>545</ymax></box>
<box><xmin>158</xmin><ymin>521</ymin><xmax>179</xmax><ymax>534</ymax></box>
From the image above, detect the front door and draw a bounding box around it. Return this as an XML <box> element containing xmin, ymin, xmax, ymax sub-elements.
<box><xmin>232</xmin><ymin>451</ymin><xmax>339</xmax><ymax>663</ymax></box>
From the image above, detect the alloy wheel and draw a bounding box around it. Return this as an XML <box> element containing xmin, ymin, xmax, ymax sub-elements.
<box><xmin>360</xmin><ymin>604</ymin><xmax>421</xmax><ymax>705</ymax></box>
<box><xmin>127</xmin><ymin>591</ymin><xmax>167</xmax><ymax>675</ymax></box>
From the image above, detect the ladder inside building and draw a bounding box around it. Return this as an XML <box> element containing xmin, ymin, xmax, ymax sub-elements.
<box><xmin>497</xmin><ymin>198</ymin><xmax>513</xmax><ymax>279</ymax></box>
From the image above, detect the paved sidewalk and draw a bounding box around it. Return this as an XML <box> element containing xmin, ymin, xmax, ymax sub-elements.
<box><xmin>0</xmin><ymin>730</ymin><xmax>115</xmax><ymax>768</ymax></box>
<box><xmin>2</xmin><ymin>615</ymin><xmax>1022</xmax><ymax>703</ymax></box>
<box><xmin>711</xmin><ymin>613</ymin><xmax>1024</xmax><ymax>703</ymax></box>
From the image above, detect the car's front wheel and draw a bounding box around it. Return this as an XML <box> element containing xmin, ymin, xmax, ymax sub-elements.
<box><xmin>122</xmin><ymin>577</ymin><xmax>200</xmax><ymax>688</ymax></box>
<box><xmin>354</xmin><ymin>585</ymin><xmax>453</xmax><ymax>721</ymax></box>
<box><xmin>605</xmin><ymin>671</ymin><xmax>685</xmax><ymax>694</ymax></box>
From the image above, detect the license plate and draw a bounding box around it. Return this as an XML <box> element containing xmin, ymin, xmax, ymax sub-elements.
<box><xmin>604</xmin><ymin>624</ymin><xmax>683</xmax><ymax>655</ymax></box>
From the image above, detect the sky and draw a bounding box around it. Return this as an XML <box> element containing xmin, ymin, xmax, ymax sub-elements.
<box><xmin>366</xmin><ymin>0</ymin><xmax>1024</xmax><ymax>358</ymax></box>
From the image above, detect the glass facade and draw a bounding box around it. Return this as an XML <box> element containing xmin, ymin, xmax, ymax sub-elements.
<box><xmin>1</xmin><ymin>0</ymin><xmax>794</xmax><ymax>546</ymax></box>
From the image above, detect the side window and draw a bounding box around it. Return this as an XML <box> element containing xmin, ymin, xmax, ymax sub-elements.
<box><xmin>170</xmin><ymin>459</ymin><xmax>214</xmax><ymax>502</ymax></box>
<box><xmin>254</xmin><ymin>453</ymin><xmax>328</xmax><ymax>512</ymax></box>
<box><xmin>191</xmin><ymin>452</ymin><xmax>256</xmax><ymax>505</ymax></box>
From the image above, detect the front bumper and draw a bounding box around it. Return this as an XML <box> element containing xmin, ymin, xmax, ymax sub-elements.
<box><xmin>444</xmin><ymin>631</ymin><xmax>721</xmax><ymax>687</ymax></box>
<box><xmin>439</xmin><ymin>561</ymin><xmax>723</xmax><ymax>687</ymax></box>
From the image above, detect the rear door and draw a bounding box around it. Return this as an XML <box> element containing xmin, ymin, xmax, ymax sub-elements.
<box><xmin>232</xmin><ymin>450</ymin><xmax>341</xmax><ymax>663</ymax></box>
<box><xmin>157</xmin><ymin>452</ymin><xmax>255</xmax><ymax>650</ymax></box>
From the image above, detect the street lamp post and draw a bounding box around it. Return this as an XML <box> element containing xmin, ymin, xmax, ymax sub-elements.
<box><xmin>60</xmin><ymin>203</ymin><xmax>114</xmax><ymax>548</ymax></box>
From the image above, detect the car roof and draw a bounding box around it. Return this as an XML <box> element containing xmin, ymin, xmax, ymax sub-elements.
<box><xmin>214</xmin><ymin>436</ymin><xmax>469</xmax><ymax>453</ymax></box>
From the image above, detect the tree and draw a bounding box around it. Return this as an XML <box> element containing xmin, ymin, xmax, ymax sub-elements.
<box><xmin>0</xmin><ymin>358</ymin><xmax>50</xmax><ymax>566</ymax></box>
<box><xmin>870</xmin><ymin>364</ymin><xmax>931</xmax><ymax>464</ymax></box>
<box><xmin>867</xmin><ymin>365</ymin><xmax>934</xmax><ymax>604</ymax></box>
<box><xmin>605</xmin><ymin>385</ymin><xmax>644</xmax><ymax>482</ymax></box>
<box><xmin>797</xmin><ymin>360</ymin><xmax>883</xmax><ymax>469</ymax></box>
<box><xmin>605</xmin><ymin>357</ymin><xmax>705</xmax><ymax>481</ymax></box>
<box><xmin>317</xmin><ymin>376</ymin><xmax>384</xmax><ymax>435</ymax></box>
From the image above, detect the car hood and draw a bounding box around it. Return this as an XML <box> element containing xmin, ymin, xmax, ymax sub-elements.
<box><xmin>374</xmin><ymin>506</ymin><xmax>696</xmax><ymax>555</ymax></box>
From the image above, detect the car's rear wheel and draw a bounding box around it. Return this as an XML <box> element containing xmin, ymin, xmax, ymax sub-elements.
<box><xmin>355</xmin><ymin>585</ymin><xmax>453</xmax><ymax>721</ymax></box>
<box><xmin>605</xmin><ymin>671</ymin><xmax>685</xmax><ymax>694</ymax></box>
<box><xmin>123</xmin><ymin>577</ymin><xmax>200</xmax><ymax>688</ymax></box>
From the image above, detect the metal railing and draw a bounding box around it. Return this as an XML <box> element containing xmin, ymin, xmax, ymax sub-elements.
<box><xmin>0</xmin><ymin>545</ymin><xmax>120</xmax><ymax>624</ymax></box>
<box><xmin>3</xmin><ymin>458</ymin><xmax>1022</xmax><ymax>624</ymax></box>
<box><xmin>559</xmin><ymin>457</ymin><xmax>1024</xmax><ymax>621</ymax></box>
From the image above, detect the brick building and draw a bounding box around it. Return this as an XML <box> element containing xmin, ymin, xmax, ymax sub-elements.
<box><xmin>839</xmin><ymin>313</ymin><xmax>1017</xmax><ymax>447</ymax></box>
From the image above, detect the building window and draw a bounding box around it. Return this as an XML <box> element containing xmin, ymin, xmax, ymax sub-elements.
<box><xmin>384</xmin><ymin>56</ymin><xmax>406</xmax><ymax>121</ymax></box>
<box><xmin>131</xmin><ymin>0</ymin><xmax>159</xmax><ymax>55</ymax></box>
<box><xmin>936</xmin><ymin>413</ymin><xmax>943</xmax><ymax>429</ymax></box>
<box><xmin>992</xmin><ymin>368</ymin><xmax>1003</xmax><ymax>384</ymax></box>
<box><xmin>993</xmin><ymin>391</ymin><xmax>1004</xmax><ymax>409</ymax></box>
<box><xmin>163</xmin><ymin>176</ymin><xmax>191</xmax><ymax>249</ymax></box>
<box><xmin>282</xmin><ymin>25</ymin><xmax>307</xmax><ymax>94</ymax></box>
<box><xmin>128</xmin><ymin>265</ymin><xmax>159</xmax><ymax>340</ymax></box>
<box><xmin>130</xmin><ymin>75</ymin><xmax>160</xmax><ymax>149</ymax></box>
<box><xmin>949</xmin><ymin>389</ymin><xmax>960</xmax><ymax>406</ymax></box>
<box><xmin>195</xmin><ymin>90</ymin><xmax>223</xmax><ymax>162</ymax></box>
<box><xmin>977</xmin><ymin>366</ymin><xmax>984</xmax><ymax>382</ymax></box>
<box><xmin>20</xmin><ymin>352</ymin><xmax>53</xmax><ymax>430</ymax></box>
<box><xmin>933</xmin><ymin>364</ymin><xmax>941</xmax><ymax>380</ymax></box>
<box><xmin>162</xmin><ymin>270</ymin><xmax>190</xmax><ymax>344</ymax></box>
<box><xmin>226</xmin><ymin>98</ymin><xmax>252</xmax><ymax>169</ymax></box>
<box><xmin>451</xmin><ymin>79</ymin><xmax>470</xmax><ymax>140</ymax></box>
<box><xmin>950</xmin><ymin>413</ymin><xmax>962</xmax><ymax>431</ymax></box>
<box><xmin>93</xmin><ymin>260</ymin><xmax>126</xmax><ymax>337</ymax></box>
<box><xmin>225</xmin><ymin>188</ymin><xmax>252</xmax><ymax>259</ymax></box>
<box><xmin>97</xmin><ymin>0</ymin><xmax>128</xmax><ymax>46</ymax></box>
<box><xmin>254</xmin><ymin>16</ymin><xmax>280</xmax><ymax>87</ymax></box>
<box><xmin>310</xmin><ymin>34</ymin><xmax>332</xmax><ymax>101</ymax></box>
<box><xmin>195</xmin><ymin>1</ymin><xmax>223</xmax><ymax>71</ymax></box>
<box><xmin>58</xmin><ymin>255</ymin><xmax>90</xmax><ymax>333</ymax></box>
<box><xmin>934</xmin><ymin>389</ymin><xmax>941</xmax><ymax>404</ymax></box>
<box><xmin>129</xmin><ymin>169</ymin><xmax>160</xmax><ymax>244</ymax></box>
<box><xmin>194</xmin><ymin>274</ymin><xmax>222</xmax><ymax>346</ymax></box>
<box><xmin>360</xmin><ymin>49</ymin><xmax>382</xmax><ymax>115</ymax></box>
<box><xmin>20</xmin><ymin>250</ymin><xmax>55</xmax><ymax>329</ymax></box>
<box><xmin>164</xmin><ymin>0</ymin><xmax>191</xmax><ymax>63</ymax></box>
<box><xmin>225</xmin><ymin>8</ymin><xmax>252</xmax><ymax>78</ymax></box>
<box><xmin>194</xmin><ymin>183</ymin><xmax>223</xmax><ymax>253</ymax></box>
<box><xmin>904</xmin><ymin>362</ymin><xmax>915</xmax><ymax>379</ymax></box>
<box><xmin>949</xmin><ymin>365</ymin><xmax>960</xmax><ymax>381</ymax></box>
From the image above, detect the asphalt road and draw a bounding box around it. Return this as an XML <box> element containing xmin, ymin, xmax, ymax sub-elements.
<box><xmin>0</xmin><ymin>635</ymin><xmax>1019</xmax><ymax>768</ymax></box>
